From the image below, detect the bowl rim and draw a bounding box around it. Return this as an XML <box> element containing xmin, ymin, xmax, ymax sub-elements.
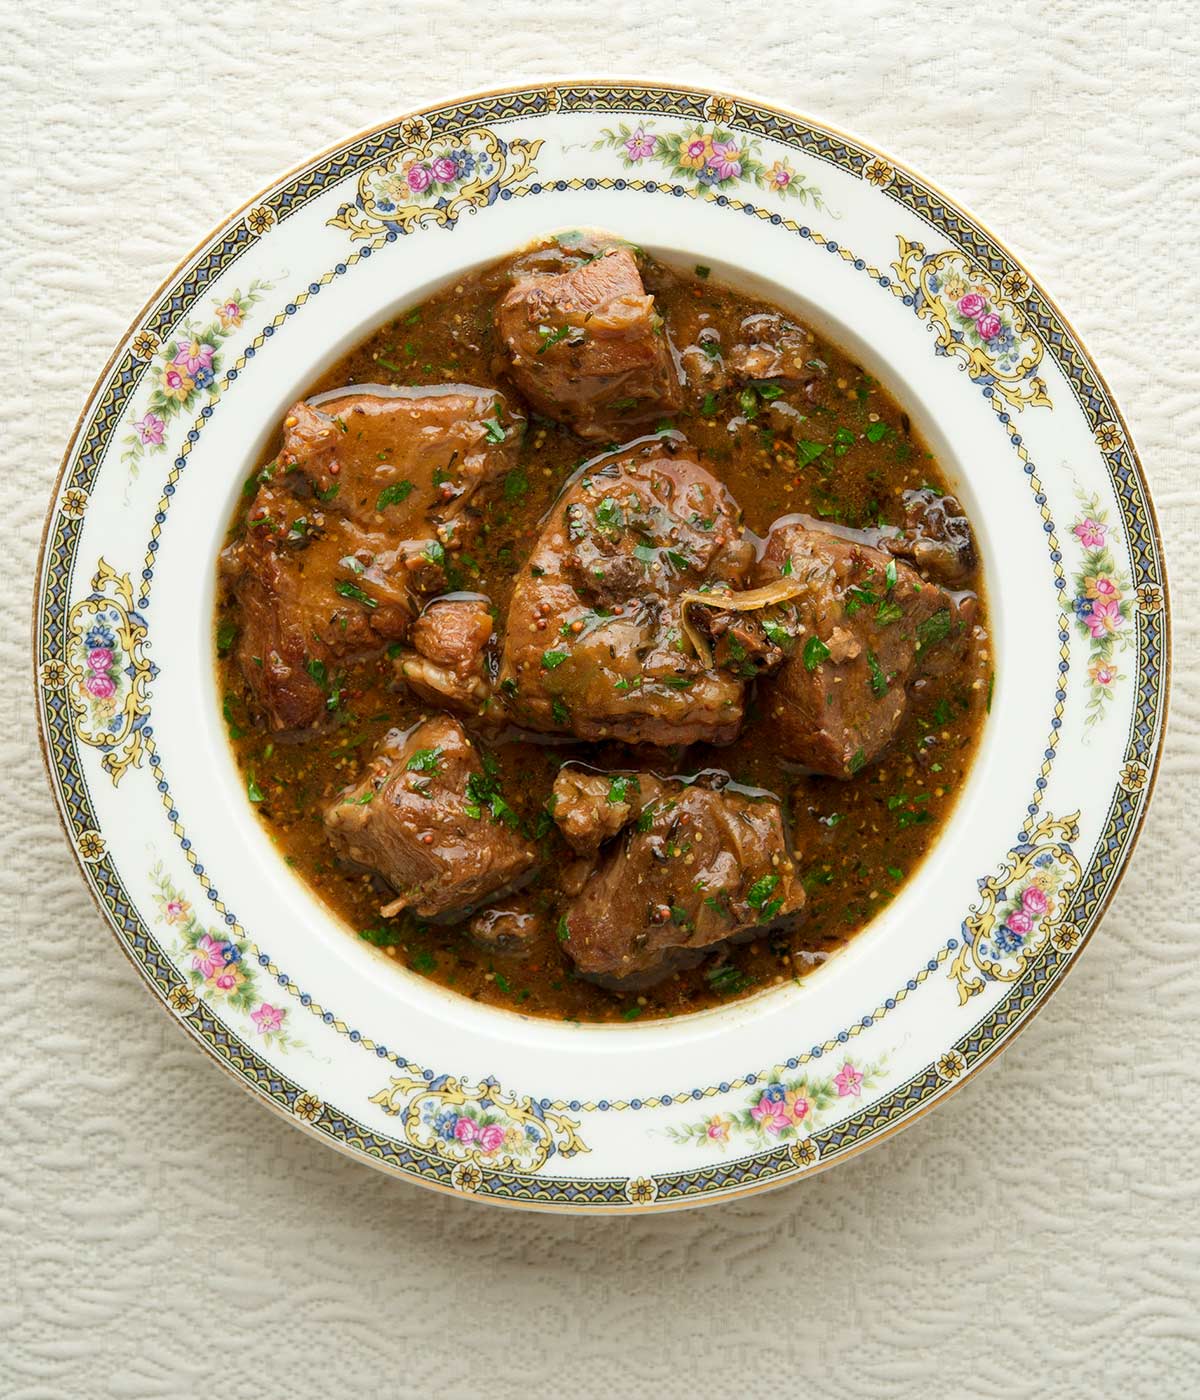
<box><xmin>33</xmin><ymin>75</ymin><xmax>1171</xmax><ymax>1212</ymax></box>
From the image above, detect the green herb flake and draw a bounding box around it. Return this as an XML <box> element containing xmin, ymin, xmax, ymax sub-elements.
<box><xmin>216</xmin><ymin>620</ymin><xmax>237</xmax><ymax>657</ymax></box>
<box><xmin>247</xmin><ymin>773</ymin><xmax>264</xmax><ymax>803</ymax></box>
<box><xmin>876</xmin><ymin>598</ymin><xmax>904</xmax><ymax>626</ymax></box>
<box><xmin>795</xmin><ymin>440</ymin><xmax>826</xmax><ymax>468</ymax></box>
<box><xmin>694</xmin><ymin>264</ymin><xmax>711</xmax><ymax>279</ymax></box>
<box><xmin>633</xmin><ymin>543</ymin><xmax>657</xmax><ymax>564</ymax></box>
<box><xmin>867</xmin><ymin>650</ymin><xmax>888</xmax><ymax>697</ymax></box>
<box><xmin>706</xmin><ymin>964</ymin><xmax>750</xmax><ymax>996</ymax></box>
<box><xmin>739</xmin><ymin>387</ymin><xmax>759</xmax><ymax>419</ymax></box>
<box><xmin>377</xmin><ymin>481</ymin><xmax>414</xmax><ymax>511</ymax></box>
<box><xmin>745</xmin><ymin>872</ymin><xmax>779</xmax><ymax>911</ymax></box>
<box><xmin>551</xmin><ymin>696</ymin><xmax>570</xmax><ymax>725</ymax></box>
<box><xmin>866</xmin><ymin>420</ymin><xmax>890</xmax><ymax>444</ymax></box>
<box><xmin>803</xmin><ymin>636</ymin><xmax>830</xmax><ymax>671</ymax></box>
<box><xmin>847</xmin><ymin>748</ymin><xmax>866</xmax><ymax>774</ymax></box>
<box><xmin>620</xmin><ymin>1006</ymin><xmax>642</xmax><ymax>1021</ymax></box>
<box><xmin>334</xmin><ymin>579</ymin><xmax>376</xmax><ymax>609</ymax></box>
<box><xmin>423</xmin><ymin>540</ymin><xmax>446</xmax><ymax>567</ymax></box>
<box><xmin>916</xmin><ymin>609</ymin><xmax>952</xmax><ymax>651</ymax></box>
<box><xmin>541</xmin><ymin>650</ymin><xmax>568</xmax><ymax>670</ymax></box>
<box><xmin>701</xmin><ymin>392</ymin><xmax>718</xmax><ymax>416</ymax></box>
<box><xmin>557</xmin><ymin>917</ymin><xmax>571</xmax><ymax>943</ymax></box>
<box><xmin>405</xmin><ymin>747</ymin><xmax>443</xmax><ymax>773</ymax></box>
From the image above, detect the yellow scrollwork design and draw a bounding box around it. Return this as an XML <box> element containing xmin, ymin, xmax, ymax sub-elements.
<box><xmin>64</xmin><ymin>559</ymin><xmax>155</xmax><ymax>785</ymax></box>
<box><xmin>370</xmin><ymin>1073</ymin><xmax>588</xmax><ymax>1173</ymax></box>
<box><xmin>892</xmin><ymin>236</ymin><xmax>1051</xmax><ymax>412</ymax></box>
<box><xmin>950</xmin><ymin>812</ymin><xmax>1082</xmax><ymax>1005</ymax></box>
<box><xmin>328</xmin><ymin>129</ymin><xmax>542</xmax><ymax>240</ymax></box>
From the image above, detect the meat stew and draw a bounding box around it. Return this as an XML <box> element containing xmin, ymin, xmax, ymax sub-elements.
<box><xmin>215</xmin><ymin>232</ymin><xmax>991</xmax><ymax>1023</ymax></box>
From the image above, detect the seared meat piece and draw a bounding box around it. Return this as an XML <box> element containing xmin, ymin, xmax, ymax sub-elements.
<box><xmin>495</xmin><ymin>247</ymin><xmax>680</xmax><ymax>440</ymax></box>
<box><xmin>468</xmin><ymin>898</ymin><xmax>543</xmax><ymax>955</ymax></box>
<box><xmin>727</xmin><ymin>313</ymin><xmax>827</xmax><ymax>404</ymax></box>
<box><xmin>323</xmin><ymin>716</ymin><xmax>536</xmax><ymax>919</ymax></box>
<box><xmin>274</xmin><ymin>386</ymin><xmax>522</xmax><ymax>533</ymax></box>
<box><xmin>223</xmin><ymin>387</ymin><xmax>519</xmax><ymax>731</ymax></box>
<box><xmin>496</xmin><ymin>439</ymin><xmax>752</xmax><ymax>745</ymax></box>
<box><xmin>395</xmin><ymin>595</ymin><xmax>495</xmax><ymax>713</ymax></box>
<box><xmin>551</xmin><ymin>766</ymin><xmax>664</xmax><ymax>855</ymax></box>
<box><xmin>559</xmin><ymin>778</ymin><xmax>804</xmax><ymax>990</ymax></box>
<box><xmin>753</xmin><ymin>521</ymin><xmax>974</xmax><ymax>777</ymax></box>
<box><xmin>882</xmin><ymin>488</ymin><xmax>977</xmax><ymax>589</ymax></box>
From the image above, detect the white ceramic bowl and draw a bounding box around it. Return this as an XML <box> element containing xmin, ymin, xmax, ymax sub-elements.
<box><xmin>35</xmin><ymin>81</ymin><xmax>1169</xmax><ymax>1211</ymax></box>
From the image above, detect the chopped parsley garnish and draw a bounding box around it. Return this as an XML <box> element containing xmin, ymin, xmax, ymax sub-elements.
<box><xmin>633</xmin><ymin>543</ymin><xmax>657</xmax><ymax>564</ymax></box>
<box><xmin>867</xmin><ymin>650</ymin><xmax>888</xmax><ymax>697</ymax></box>
<box><xmin>665</xmin><ymin>549</ymin><xmax>690</xmax><ymax>571</ymax></box>
<box><xmin>884</xmin><ymin>558</ymin><xmax>898</xmax><ymax>591</ymax></box>
<box><xmin>636</xmin><ymin>802</ymin><xmax>658</xmax><ymax>833</ymax></box>
<box><xmin>334</xmin><ymin>579</ymin><xmax>376</xmax><ymax>608</ymax></box>
<box><xmin>536</xmin><ymin>323</ymin><xmax>577</xmax><ymax>354</ymax></box>
<box><xmin>694</xmin><ymin>264</ymin><xmax>711</xmax><ymax>279</ymax></box>
<box><xmin>866</xmin><ymin>420</ymin><xmax>890</xmax><ymax>443</ymax></box>
<box><xmin>607</xmin><ymin>774</ymin><xmax>637</xmax><ymax>804</ymax></box>
<box><xmin>762</xmin><ymin>619</ymin><xmax>792</xmax><ymax>649</ymax></box>
<box><xmin>423</xmin><ymin>540</ymin><xmax>446</xmax><ymax>567</ymax></box>
<box><xmin>305</xmin><ymin>657</ymin><xmax>327</xmax><ymax>687</ymax></box>
<box><xmin>557</xmin><ymin>917</ymin><xmax>571</xmax><ymax>942</ymax></box>
<box><xmin>222</xmin><ymin>693</ymin><xmax>244</xmax><ymax>741</ymax></box>
<box><xmin>781</xmin><ymin>556</ymin><xmax>794</xmax><ymax>577</ymax></box>
<box><xmin>465</xmin><ymin>767</ymin><xmax>519</xmax><ymax>828</ymax></box>
<box><xmin>706</xmin><ymin>964</ymin><xmax>750</xmax><ymax>996</ymax></box>
<box><xmin>620</xmin><ymin>1006</ymin><xmax>642</xmax><ymax>1021</ymax></box>
<box><xmin>661</xmin><ymin>676</ymin><xmax>693</xmax><ymax>689</ymax></box>
<box><xmin>405</xmin><ymin>747</ymin><xmax>443</xmax><ymax>773</ymax></box>
<box><xmin>541</xmin><ymin>650</ymin><xmax>568</xmax><ymax>670</ymax></box>
<box><xmin>738</xmin><ymin>387</ymin><xmax>759</xmax><ymax>419</ymax></box>
<box><xmin>551</xmin><ymin>696</ymin><xmax>570</xmax><ymax>725</ymax></box>
<box><xmin>795</xmin><ymin>439</ymin><xmax>826</xmax><ymax>468</ymax></box>
<box><xmin>832</xmin><ymin>426</ymin><xmax>856</xmax><ymax>456</ymax></box>
<box><xmin>745</xmin><ymin>872</ymin><xmax>779</xmax><ymax>910</ymax></box>
<box><xmin>701</xmin><ymin>392</ymin><xmax>718</xmax><ymax>416</ymax></box>
<box><xmin>916</xmin><ymin>609</ymin><xmax>952</xmax><ymax>650</ymax></box>
<box><xmin>216</xmin><ymin>620</ymin><xmax>237</xmax><ymax>657</ymax></box>
<box><xmin>376</xmin><ymin>481</ymin><xmax>414</xmax><ymax>511</ymax></box>
<box><xmin>986</xmin><ymin>672</ymin><xmax>994</xmax><ymax>713</ymax></box>
<box><xmin>484</xmin><ymin>416</ymin><xmax>507</xmax><ymax>444</ymax></box>
<box><xmin>315</xmin><ymin>482</ymin><xmax>340</xmax><ymax>502</ymax></box>
<box><xmin>358</xmin><ymin>926</ymin><xmax>394</xmax><ymax>946</ymax></box>
<box><xmin>504</xmin><ymin>465</ymin><xmax>528</xmax><ymax>501</ymax></box>
<box><xmin>803</xmin><ymin>636</ymin><xmax>830</xmax><ymax>671</ymax></box>
<box><xmin>876</xmin><ymin>598</ymin><xmax>904</xmax><ymax>626</ymax></box>
<box><xmin>247</xmin><ymin>773</ymin><xmax>264</xmax><ymax>803</ymax></box>
<box><xmin>594</xmin><ymin>497</ymin><xmax>624</xmax><ymax>533</ymax></box>
<box><xmin>755</xmin><ymin>382</ymin><xmax>784</xmax><ymax>401</ymax></box>
<box><xmin>847</xmin><ymin>748</ymin><xmax>867</xmax><ymax>774</ymax></box>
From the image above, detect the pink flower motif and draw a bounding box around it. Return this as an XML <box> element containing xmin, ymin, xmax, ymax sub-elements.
<box><xmin>192</xmin><ymin>933</ymin><xmax>227</xmax><ymax>979</ymax></box>
<box><xmin>1007</xmin><ymin>910</ymin><xmax>1033</xmax><ymax>936</ymax></box>
<box><xmin>958</xmin><ymin>292</ymin><xmax>987</xmax><ymax>318</ymax></box>
<box><xmin>135</xmin><ymin>412</ymin><xmax>166</xmax><ymax>446</ymax></box>
<box><xmin>160</xmin><ymin>365</ymin><xmax>194</xmax><ymax>401</ymax></box>
<box><xmin>750</xmin><ymin>1095</ymin><xmax>791</xmax><ymax>1134</ymax></box>
<box><xmin>1091</xmin><ymin>661</ymin><xmax>1118</xmax><ymax>686</ymax></box>
<box><xmin>477</xmin><ymin>1124</ymin><xmax>505</xmax><ymax>1153</ymax></box>
<box><xmin>454</xmin><ymin>1116</ymin><xmax>478</xmax><ymax>1144</ymax></box>
<box><xmin>705</xmin><ymin>1115</ymin><xmax>732</xmax><ymax>1142</ymax></box>
<box><xmin>213</xmin><ymin>968</ymin><xmax>240</xmax><ymax>991</ymax></box>
<box><xmin>624</xmin><ymin>128</ymin><xmax>657</xmax><ymax>161</ymax></box>
<box><xmin>164</xmin><ymin>899</ymin><xmax>189</xmax><ymax>925</ymax></box>
<box><xmin>834</xmin><ymin>1062</ymin><xmax>864</xmax><ymax>1098</ymax></box>
<box><xmin>686</xmin><ymin>138</ymin><xmax>708</xmax><ymax>160</ymax></box>
<box><xmin>251</xmin><ymin>1003</ymin><xmax>284</xmax><ymax>1034</ymax></box>
<box><xmin>706</xmin><ymin>139</ymin><xmax>742</xmax><ymax>181</ymax></box>
<box><xmin>976</xmin><ymin>312</ymin><xmax>1003</xmax><ymax>341</ymax></box>
<box><xmin>1085</xmin><ymin>598</ymin><xmax>1123</xmax><ymax>638</ymax></box>
<box><xmin>405</xmin><ymin>163</ymin><xmax>432</xmax><ymax>194</ymax></box>
<box><xmin>1073</xmin><ymin>518</ymin><xmax>1107</xmax><ymax>548</ymax></box>
<box><xmin>1021</xmin><ymin>885</ymin><xmax>1049</xmax><ymax>916</ymax></box>
<box><xmin>84</xmin><ymin>671</ymin><xmax>115</xmax><ymax>699</ymax></box>
<box><xmin>87</xmin><ymin>647</ymin><xmax>114</xmax><ymax>672</ymax></box>
<box><xmin>173</xmin><ymin>339</ymin><xmax>215</xmax><ymax>375</ymax></box>
<box><xmin>430</xmin><ymin>156</ymin><xmax>458</xmax><ymax>182</ymax></box>
<box><xmin>215</xmin><ymin>300</ymin><xmax>243</xmax><ymax>330</ymax></box>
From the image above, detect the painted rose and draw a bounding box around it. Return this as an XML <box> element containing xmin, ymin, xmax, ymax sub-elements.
<box><xmin>750</xmin><ymin>1094</ymin><xmax>791</xmax><ymax>1134</ymax></box>
<box><xmin>1007</xmin><ymin>909</ymin><xmax>1033</xmax><ymax>937</ymax></box>
<box><xmin>251</xmin><ymin>1002</ymin><xmax>284</xmax><ymax>1034</ymax></box>
<box><xmin>192</xmin><ymin>933</ymin><xmax>228</xmax><ymax>979</ymax></box>
<box><xmin>135</xmin><ymin>412</ymin><xmax>166</xmax><ymax>446</ymax></box>
<box><xmin>1021</xmin><ymin>885</ymin><xmax>1049</xmax><ymax>916</ymax></box>
<box><xmin>87</xmin><ymin>647</ymin><xmax>114</xmax><ymax>672</ymax></box>
<box><xmin>160</xmin><ymin>365</ymin><xmax>194</xmax><ymax>402</ymax></box>
<box><xmin>1073</xmin><ymin>518</ymin><xmax>1106</xmax><ymax>547</ymax></box>
<box><xmin>173</xmin><ymin>339</ymin><xmax>215</xmax><ymax>375</ymax></box>
<box><xmin>215</xmin><ymin>299</ymin><xmax>243</xmax><ymax>330</ymax></box>
<box><xmin>164</xmin><ymin>898</ymin><xmax>190</xmax><ymax>925</ymax></box>
<box><xmin>405</xmin><ymin>163</ymin><xmax>432</xmax><ymax>193</ymax></box>
<box><xmin>477</xmin><ymin>1124</ymin><xmax>505</xmax><ymax>1154</ymax></box>
<box><xmin>211</xmin><ymin>964</ymin><xmax>244</xmax><ymax>994</ymax></box>
<box><xmin>1084</xmin><ymin>573</ymin><xmax>1121</xmax><ymax>602</ymax></box>
<box><xmin>765</xmin><ymin>160</ymin><xmax>793</xmax><ymax>188</ymax></box>
<box><xmin>785</xmin><ymin>1090</ymin><xmax>810</xmax><ymax>1123</ymax></box>
<box><xmin>1085</xmin><ymin>597</ymin><xmax>1123</xmax><ymax>637</ymax></box>
<box><xmin>706</xmin><ymin>139</ymin><xmax>742</xmax><ymax>181</ymax></box>
<box><xmin>454</xmin><ymin>1116</ymin><xmax>478</xmax><ymax>1144</ymax></box>
<box><xmin>705</xmin><ymin>1115</ymin><xmax>732</xmax><ymax>1143</ymax></box>
<box><xmin>976</xmin><ymin>312</ymin><xmax>1003</xmax><ymax>341</ymax></box>
<box><xmin>624</xmin><ymin>128</ymin><xmax>656</xmax><ymax>161</ymax></box>
<box><xmin>430</xmin><ymin>155</ymin><xmax>458</xmax><ymax>182</ymax></box>
<box><xmin>1089</xmin><ymin>658</ymin><xmax>1118</xmax><ymax>686</ymax></box>
<box><xmin>84</xmin><ymin>671</ymin><xmax>116</xmax><ymax>699</ymax></box>
<box><xmin>958</xmin><ymin>292</ymin><xmax>987</xmax><ymax>318</ymax></box>
<box><xmin>680</xmin><ymin>136</ymin><xmax>712</xmax><ymax>169</ymax></box>
<box><xmin>833</xmin><ymin>1062</ymin><xmax>864</xmax><ymax>1097</ymax></box>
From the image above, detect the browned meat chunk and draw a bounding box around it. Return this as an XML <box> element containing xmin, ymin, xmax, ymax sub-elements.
<box><xmin>753</xmin><ymin>521</ymin><xmax>974</xmax><ymax>777</ymax></box>
<box><xmin>274</xmin><ymin>386</ymin><xmax>522</xmax><ymax>532</ymax></box>
<box><xmin>222</xmin><ymin>388</ymin><xmax>520</xmax><ymax>731</ymax></box>
<box><xmin>468</xmin><ymin>897</ymin><xmax>544</xmax><ymax>955</ymax></box>
<box><xmin>323</xmin><ymin>716</ymin><xmax>536</xmax><ymax>919</ymax></box>
<box><xmin>395</xmin><ymin>595</ymin><xmax>495</xmax><ymax>713</ymax></box>
<box><xmin>559</xmin><ymin>778</ymin><xmax>804</xmax><ymax>990</ymax></box>
<box><xmin>496</xmin><ymin>439</ymin><xmax>752</xmax><ymax>745</ymax></box>
<box><xmin>495</xmin><ymin>247</ymin><xmax>680</xmax><ymax>439</ymax></box>
<box><xmin>882</xmin><ymin>488</ymin><xmax>977</xmax><ymax>589</ymax></box>
<box><xmin>550</xmin><ymin>766</ymin><xmax>664</xmax><ymax>855</ymax></box>
<box><xmin>727</xmin><ymin>313</ymin><xmax>827</xmax><ymax>404</ymax></box>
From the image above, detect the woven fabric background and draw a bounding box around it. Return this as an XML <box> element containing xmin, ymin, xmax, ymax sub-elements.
<box><xmin>2</xmin><ymin>3</ymin><xmax>1196</xmax><ymax>1396</ymax></box>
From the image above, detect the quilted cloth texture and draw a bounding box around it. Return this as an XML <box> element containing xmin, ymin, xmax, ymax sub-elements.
<box><xmin>2</xmin><ymin>2</ymin><xmax>1196</xmax><ymax>1397</ymax></box>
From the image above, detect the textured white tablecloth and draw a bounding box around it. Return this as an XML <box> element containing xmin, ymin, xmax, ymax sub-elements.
<box><xmin>2</xmin><ymin>3</ymin><xmax>1197</xmax><ymax>1396</ymax></box>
